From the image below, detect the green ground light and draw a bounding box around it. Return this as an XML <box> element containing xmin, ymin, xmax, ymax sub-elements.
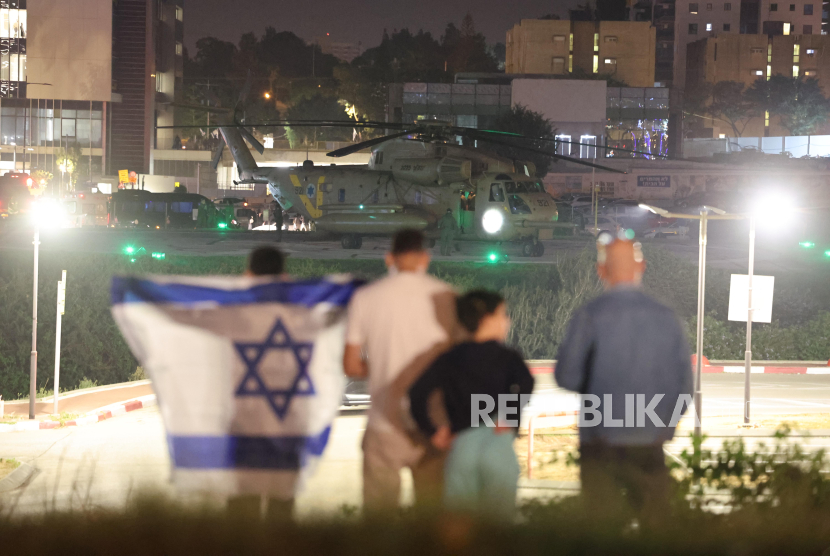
<box><xmin>217</xmin><ymin>222</ymin><xmax>228</xmax><ymax>229</ymax></box>
<box><xmin>800</xmin><ymin>241</ymin><xmax>816</xmax><ymax>248</ymax></box>
<box><xmin>151</xmin><ymin>252</ymin><xmax>166</xmax><ymax>260</ymax></box>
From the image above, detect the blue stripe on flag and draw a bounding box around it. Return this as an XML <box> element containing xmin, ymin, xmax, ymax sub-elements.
<box><xmin>112</xmin><ymin>277</ymin><xmax>363</xmax><ymax>308</ymax></box>
<box><xmin>169</xmin><ymin>427</ymin><xmax>331</xmax><ymax>470</ymax></box>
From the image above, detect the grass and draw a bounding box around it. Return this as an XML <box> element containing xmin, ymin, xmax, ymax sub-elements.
<box><xmin>0</xmin><ymin>458</ymin><xmax>20</xmax><ymax>480</ymax></box>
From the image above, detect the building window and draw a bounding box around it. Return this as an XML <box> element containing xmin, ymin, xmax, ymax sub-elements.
<box><xmin>689</xmin><ymin>23</ymin><xmax>699</xmax><ymax>34</ymax></box>
<box><xmin>706</xmin><ymin>23</ymin><xmax>713</xmax><ymax>31</ymax></box>
<box><xmin>805</xmin><ymin>4</ymin><xmax>813</xmax><ymax>15</ymax></box>
<box><xmin>751</xmin><ymin>46</ymin><xmax>764</xmax><ymax>53</ymax></box>
<box><xmin>580</xmin><ymin>135</ymin><xmax>597</xmax><ymax>159</ymax></box>
<box><xmin>794</xmin><ymin>43</ymin><xmax>800</xmax><ymax>62</ymax></box>
<box><xmin>593</xmin><ymin>33</ymin><xmax>599</xmax><ymax>52</ymax></box>
<box><xmin>707</xmin><ymin>2</ymin><xmax>713</xmax><ymax>9</ymax></box>
<box><xmin>724</xmin><ymin>2</ymin><xmax>732</xmax><ymax>9</ymax></box>
<box><xmin>555</xmin><ymin>135</ymin><xmax>572</xmax><ymax>156</ymax></box>
<box><xmin>569</xmin><ymin>54</ymin><xmax>573</xmax><ymax>72</ymax></box>
<box><xmin>790</xmin><ymin>3</ymin><xmax>796</xmax><ymax>10</ymax></box>
<box><xmin>793</xmin><ymin>65</ymin><xmax>800</xmax><ymax>77</ymax></box>
<box><xmin>1</xmin><ymin>8</ymin><xmax>27</xmax><ymax>39</ymax></box>
<box><xmin>552</xmin><ymin>57</ymin><xmax>566</xmax><ymax>73</ymax></box>
<box><xmin>689</xmin><ymin>2</ymin><xmax>699</xmax><ymax>13</ymax></box>
<box><xmin>804</xmin><ymin>24</ymin><xmax>813</xmax><ymax>33</ymax></box>
<box><xmin>604</xmin><ymin>35</ymin><xmax>618</xmax><ymax>42</ymax></box>
<box><xmin>724</xmin><ymin>23</ymin><xmax>731</xmax><ymax>31</ymax></box>
<box><xmin>765</xmin><ymin>110</ymin><xmax>770</xmax><ymax>126</ymax></box>
<box><xmin>176</xmin><ymin>6</ymin><xmax>184</xmax><ymax>21</ymax></box>
<box><xmin>593</xmin><ymin>54</ymin><xmax>599</xmax><ymax>72</ymax></box>
<box><xmin>155</xmin><ymin>74</ymin><xmax>162</xmax><ymax>93</ymax></box>
<box><xmin>770</xmin><ymin>3</ymin><xmax>778</xmax><ymax>10</ymax></box>
<box><xmin>604</xmin><ymin>57</ymin><xmax>617</xmax><ymax>64</ymax></box>
<box><xmin>783</xmin><ymin>22</ymin><xmax>791</xmax><ymax>34</ymax></box>
<box><xmin>176</xmin><ymin>42</ymin><xmax>183</xmax><ymax>56</ymax></box>
<box><xmin>767</xmin><ymin>64</ymin><xmax>772</xmax><ymax>78</ymax></box>
<box><xmin>338</xmin><ymin>189</ymin><xmax>346</xmax><ymax>202</ymax></box>
<box><xmin>753</xmin><ymin>69</ymin><xmax>764</xmax><ymax>75</ymax></box>
<box><xmin>553</xmin><ymin>34</ymin><xmax>566</xmax><ymax>43</ymax></box>
<box><xmin>806</xmin><ymin>48</ymin><xmax>816</xmax><ymax>55</ymax></box>
<box><xmin>805</xmin><ymin>69</ymin><xmax>818</xmax><ymax>76</ymax></box>
<box><xmin>569</xmin><ymin>33</ymin><xmax>574</xmax><ymax>50</ymax></box>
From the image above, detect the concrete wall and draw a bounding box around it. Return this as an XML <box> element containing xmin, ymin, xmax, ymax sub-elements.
<box><xmin>27</xmin><ymin>0</ymin><xmax>113</xmax><ymax>101</ymax></box>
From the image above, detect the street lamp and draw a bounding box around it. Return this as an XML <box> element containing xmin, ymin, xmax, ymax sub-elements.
<box><xmin>639</xmin><ymin>204</ymin><xmax>745</xmax><ymax>436</ymax></box>
<box><xmin>27</xmin><ymin>199</ymin><xmax>65</xmax><ymax>419</ymax></box>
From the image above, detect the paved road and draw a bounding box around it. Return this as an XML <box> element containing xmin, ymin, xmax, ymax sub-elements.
<box><xmin>2</xmin><ymin>373</ymin><xmax>829</xmax><ymax>516</ymax></box>
<box><xmin>0</xmin><ymin>225</ymin><xmax>818</xmax><ymax>274</ymax></box>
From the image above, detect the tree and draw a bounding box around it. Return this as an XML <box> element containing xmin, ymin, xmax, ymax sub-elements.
<box><xmin>486</xmin><ymin>106</ymin><xmax>557</xmax><ymax>177</ymax></box>
<box><xmin>441</xmin><ymin>14</ymin><xmax>498</xmax><ymax>74</ymax></box>
<box><xmin>285</xmin><ymin>94</ymin><xmax>353</xmax><ymax>147</ymax></box>
<box><xmin>709</xmin><ymin>81</ymin><xmax>757</xmax><ymax>137</ymax></box>
<box><xmin>746</xmin><ymin>75</ymin><xmax>830</xmax><ymax>135</ymax></box>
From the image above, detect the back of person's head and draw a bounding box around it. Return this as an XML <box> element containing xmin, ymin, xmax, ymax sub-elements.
<box><xmin>596</xmin><ymin>238</ymin><xmax>645</xmax><ymax>288</ymax></box>
<box><xmin>457</xmin><ymin>289</ymin><xmax>507</xmax><ymax>337</ymax></box>
<box><xmin>387</xmin><ymin>229</ymin><xmax>430</xmax><ymax>273</ymax></box>
<box><xmin>391</xmin><ymin>229</ymin><xmax>425</xmax><ymax>255</ymax></box>
<box><xmin>247</xmin><ymin>246</ymin><xmax>285</xmax><ymax>276</ymax></box>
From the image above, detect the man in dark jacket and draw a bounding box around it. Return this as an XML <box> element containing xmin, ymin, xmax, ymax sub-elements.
<box><xmin>555</xmin><ymin>239</ymin><xmax>692</xmax><ymax>518</ymax></box>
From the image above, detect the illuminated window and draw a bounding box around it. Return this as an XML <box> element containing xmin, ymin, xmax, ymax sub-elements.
<box><xmin>783</xmin><ymin>22</ymin><xmax>791</xmax><ymax>35</ymax></box>
<box><xmin>767</xmin><ymin>64</ymin><xmax>772</xmax><ymax>79</ymax></box>
<box><xmin>553</xmin><ymin>34</ymin><xmax>566</xmax><ymax>43</ymax></box>
<box><xmin>604</xmin><ymin>35</ymin><xmax>618</xmax><ymax>42</ymax></box>
<box><xmin>593</xmin><ymin>33</ymin><xmax>599</xmax><ymax>52</ymax></box>
<box><xmin>706</xmin><ymin>23</ymin><xmax>713</xmax><ymax>31</ymax></box>
<box><xmin>580</xmin><ymin>135</ymin><xmax>597</xmax><ymax>159</ymax></box>
<box><xmin>805</xmin><ymin>69</ymin><xmax>818</xmax><ymax>76</ymax></box>
<box><xmin>719</xmin><ymin>133</ymin><xmax>726</xmax><ymax>138</ymax></box>
<box><xmin>765</xmin><ymin>111</ymin><xmax>770</xmax><ymax>126</ymax></box>
<box><xmin>0</xmin><ymin>8</ymin><xmax>27</xmax><ymax>39</ymax></box>
<box><xmin>793</xmin><ymin>65</ymin><xmax>800</xmax><ymax>77</ymax></box>
<box><xmin>806</xmin><ymin>48</ymin><xmax>816</xmax><ymax>55</ymax></box>
<box><xmin>794</xmin><ymin>43</ymin><xmax>800</xmax><ymax>62</ymax></box>
<box><xmin>569</xmin><ymin>33</ymin><xmax>574</xmax><ymax>50</ymax></box>
<box><xmin>552</xmin><ymin>57</ymin><xmax>566</xmax><ymax>73</ymax></box>
<box><xmin>604</xmin><ymin>58</ymin><xmax>616</xmax><ymax>64</ymax></box>
<box><xmin>593</xmin><ymin>54</ymin><xmax>599</xmax><ymax>73</ymax></box>
<box><xmin>689</xmin><ymin>3</ymin><xmax>699</xmax><ymax>13</ymax></box>
<box><xmin>753</xmin><ymin>69</ymin><xmax>764</xmax><ymax>75</ymax></box>
<box><xmin>568</xmin><ymin>54</ymin><xmax>573</xmax><ymax>72</ymax></box>
<box><xmin>155</xmin><ymin>73</ymin><xmax>163</xmax><ymax>92</ymax></box>
<box><xmin>176</xmin><ymin>6</ymin><xmax>183</xmax><ymax>21</ymax></box>
<box><xmin>555</xmin><ymin>134</ymin><xmax>572</xmax><ymax>156</ymax></box>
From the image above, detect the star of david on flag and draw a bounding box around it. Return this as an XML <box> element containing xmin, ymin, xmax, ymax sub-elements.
<box><xmin>234</xmin><ymin>319</ymin><xmax>315</xmax><ymax>420</ymax></box>
<box><xmin>111</xmin><ymin>274</ymin><xmax>363</xmax><ymax>499</ymax></box>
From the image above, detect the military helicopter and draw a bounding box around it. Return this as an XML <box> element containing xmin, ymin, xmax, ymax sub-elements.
<box><xmin>166</xmin><ymin>79</ymin><xmax>635</xmax><ymax>257</ymax></box>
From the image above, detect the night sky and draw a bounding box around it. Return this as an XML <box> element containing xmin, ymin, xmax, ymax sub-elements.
<box><xmin>185</xmin><ymin>0</ymin><xmax>583</xmax><ymax>52</ymax></box>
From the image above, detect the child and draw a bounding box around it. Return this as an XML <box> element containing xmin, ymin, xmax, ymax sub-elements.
<box><xmin>408</xmin><ymin>289</ymin><xmax>534</xmax><ymax>517</ymax></box>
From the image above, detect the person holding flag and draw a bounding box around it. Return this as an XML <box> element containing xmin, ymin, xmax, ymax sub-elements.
<box><xmin>111</xmin><ymin>248</ymin><xmax>362</xmax><ymax>518</ymax></box>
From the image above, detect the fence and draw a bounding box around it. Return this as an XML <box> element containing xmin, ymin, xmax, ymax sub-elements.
<box><xmin>684</xmin><ymin>135</ymin><xmax>830</xmax><ymax>159</ymax></box>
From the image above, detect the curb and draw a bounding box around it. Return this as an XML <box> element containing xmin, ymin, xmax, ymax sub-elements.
<box><xmin>0</xmin><ymin>395</ymin><xmax>157</xmax><ymax>433</ymax></box>
<box><xmin>528</xmin><ymin>365</ymin><xmax>830</xmax><ymax>376</ymax></box>
<box><xmin>0</xmin><ymin>462</ymin><xmax>35</xmax><ymax>493</ymax></box>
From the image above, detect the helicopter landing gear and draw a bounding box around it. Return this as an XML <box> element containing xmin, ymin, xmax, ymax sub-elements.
<box><xmin>520</xmin><ymin>239</ymin><xmax>545</xmax><ymax>258</ymax></box>
<box><xmin>341</xmin><ymin>235</ymin><xmax>363</xmax><ymax>249</ymax></box>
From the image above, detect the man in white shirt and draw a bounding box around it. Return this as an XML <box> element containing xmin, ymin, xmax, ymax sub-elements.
<box><xmin>343</xmin><ymin>229</ymin><xmax>458</xmax><ymax>510</ymax></box>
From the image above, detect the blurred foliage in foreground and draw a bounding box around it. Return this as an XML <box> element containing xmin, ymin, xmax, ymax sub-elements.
<box><xmin>1</xmin><ymin>247</ymin><xmax>828</xmax><ymax>399</ymax></box>
<box><xmin>2</xmin><ymin>429</ymin><xmax>830</xmax><ymax>555</ymax></box>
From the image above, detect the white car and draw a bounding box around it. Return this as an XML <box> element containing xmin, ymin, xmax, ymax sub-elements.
<box><xmin>584</xmin><ymin>216</ymin><xmax>622</xmax><ymax>239</ymax></box>
<box><xmin>643</xmin><ymin>221</ymin><xmax>690</xmax><ymax>239</ymax></box>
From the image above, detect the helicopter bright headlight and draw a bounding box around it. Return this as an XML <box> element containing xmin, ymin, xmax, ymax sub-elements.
<box><xmin>481</xmin><ymin>208</ymin><xmax>504</xmax><ymax>234</ymax></box>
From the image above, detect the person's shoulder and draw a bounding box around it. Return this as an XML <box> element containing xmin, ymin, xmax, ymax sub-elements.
<box><xmin>412</xmin><ymin>273</ymin><xmax>454</xmax><ymax>293</ymax></box>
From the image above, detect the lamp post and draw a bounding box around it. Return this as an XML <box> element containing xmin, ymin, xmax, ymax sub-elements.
<box><xmin>29</xmin><ymin>224</ymin><xmax>39</xmax><ymax>419</ymax></box>
<box><xmin>743</xmin><ymin>214</ymin><xmax>756</xmax><ymax>425</ymax></box>
<box><xmin>639</xmin><ymin>204</ymin><xmax>744</xmax><ymax>436</ymax></box>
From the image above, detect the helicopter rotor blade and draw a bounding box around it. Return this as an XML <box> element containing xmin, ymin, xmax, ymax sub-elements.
<box><xmin>239</xmin><ymin>126</ymin><xmax>265</xmax><ymax>155</ymax></box>
<box><xmin>326</xmin><ymin>130</ymin><xmax>413</xmax><ymax>157</ymax></box>
<box><xmin>464</xmin><ymin>131</ymin><xmax>626</xmax><ymax>174</ymax></box>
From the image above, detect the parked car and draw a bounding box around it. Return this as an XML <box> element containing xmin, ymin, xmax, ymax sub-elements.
<box><xmin>584</xmin><ymin>215</ymin><xmax>622</xmax><ymax>239</ymax></box>
<box><xmin>643</xmin><ymin>220</ymin><xmax>690</xmax><ymax>239</ymax></box>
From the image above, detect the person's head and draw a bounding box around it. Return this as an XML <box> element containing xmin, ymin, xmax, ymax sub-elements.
<box><xmin>446</xmin><ymin>208</ymin><xmax>452</xmax><ymax>214</ymax></box>
<box><xmin>246</xmin><ymin>246</ymin><xmax>285</xmax><ymax>277</ymax></box>
<box><xmin>596</xmin><ymin>239</ymin><xmax>646</xmax><ymax>288</ymax></box>
<box><xmin>386</xmin><ymin>229</ymin><xmax>430</xmax><ymax>273</ymax></box>
<box><xmin>456</xmin><ymin>290</ymin><xmax>510</xmax><ymax>342</ymax></box>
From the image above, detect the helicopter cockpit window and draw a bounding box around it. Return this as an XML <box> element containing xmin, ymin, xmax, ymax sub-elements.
<box><xmin>489</xmin><ymin>183</ymin><xmax>505</xmax><ymax>202</ymax></box>
<box><xmin>504</xmin><ymin>181</ymin><xmax>517</xmax><ymax>193</ymax></box>
<box><xmin>508</xmin><ymin>194</ymin><xmax>532</xmax><ymax>214</ymax></box>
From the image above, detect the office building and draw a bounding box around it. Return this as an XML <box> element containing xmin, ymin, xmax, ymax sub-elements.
<box><xmin>686</xmin><ymin>33</ymin><xmax>830</xmax><ymax>137</ymax></box>
<box><xmin>505</xmin><ymin>19</ymin><xmax>657</xmax><ymax>88</ymax></box>
<box><xmin>314</xmin><ymin>35</ymin><xmax>364</xmax><ymax>62</ymax></box>
<box><xmin>0</xmin><ymin>0</ymin><xmax>181</xmax><ymax>181</ymax></box>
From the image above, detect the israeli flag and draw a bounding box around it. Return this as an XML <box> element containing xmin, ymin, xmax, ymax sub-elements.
<box><xmin>111</xmin><ymin>275</ymin><xmax>363</xmax><ymax>499</ymax></box>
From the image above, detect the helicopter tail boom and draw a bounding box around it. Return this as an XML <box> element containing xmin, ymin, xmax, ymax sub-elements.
<box><xmin>218</xmin><ymin>126</ymin><xmax>259</xmax><ymax>178</ymax></box>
